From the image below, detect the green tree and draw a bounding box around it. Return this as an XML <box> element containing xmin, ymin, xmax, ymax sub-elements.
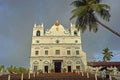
<box><xmin>0</xmin><ymin>65</ymin><xmax>4</xmax><ymax>71</ymax></box>
<box><xmin>102</xmin><ymin>48</ymin><xmax>113</xmax><ymax>62</ymax></box>
<box><xmin>19</xmin><ymin>67</ymin><xmax>29</xmax><ymax>73</ymax></box>
<box><xmin>7</xmin><ymin>65</ymin><xmax>15</xmax><ymax>73</ymax></box>
<box><xmin>70</xmin><ymin>0</ymin><xmax>120</xmax><ymax>37</ymax></box>
<box><xmin>7</xmin><ymin>65</ymin><xmax>29</xmax><ymax>74</ymax></box>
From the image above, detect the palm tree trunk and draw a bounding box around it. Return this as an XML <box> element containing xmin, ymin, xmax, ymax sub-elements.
<box><xmin>96</xmin><ymin>19</ymin><xmax>120</xmax><ymax>37</ymax></box>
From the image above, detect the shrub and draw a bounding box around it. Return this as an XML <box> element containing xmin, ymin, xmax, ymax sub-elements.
<box><xmin>62</xmin><ymin>68</ymin><xmax>66</xmax><ymax>72</ymax></box>
<box><xmin>50</xmin><ymin>68</ymin><xmax>55</xmax><ymax>73</ymax></box>
<box><xmin>73</xmin><ymin>69</ymin><xmax>76</xmax><ymax>73</ymax></box>
<box><xmin>38</xmin><ymin>69</ymin><xmax>43</xmax><ymax>74</ymax></box>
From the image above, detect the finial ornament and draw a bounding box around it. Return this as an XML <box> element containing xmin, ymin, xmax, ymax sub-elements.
<box><xmin>34</xmin><ymin>24</ymin><xmax>36</xmax><ymax>27</ymax></box>
<box><xmin>41</xmin><ymin>23</ymin><xmax>44</xmax><ymax>27</ymax></box>
<box><xmin>55</xmin><ymin>20</ymin><xmax>60</xmax><ymax>26</ymax></box>
<box><xmin>70</xmin><ymin>23</ymin><xmax>73</xmax><ymax>27</ymax></box>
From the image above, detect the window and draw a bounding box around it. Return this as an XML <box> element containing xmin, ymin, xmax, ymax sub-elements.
<box><xmin>74</xmin><ymin>30</ymin><xmax>77</xmax><ymax>36</ymax></box>
<box><xmin>36</xmin><ymin>30</ymin><xmax>40</xmax><ymax>36</ymax></box>
<box><xmin>45</xmin><ymin>50</ymin><xmax>48</xmax><ymax>55</ymax></box>
<box><xmin>76</xmin><ymin>50</ymin><xmax>79</xmax><ymax>55</ymax></box>
<box><xmin>55</xmin><ymin>50</ymin><xmax>60</xmax><ymax>55</ymax></box>
<box><xmin>35</xmin><ymin>51</ymin><xmax>39</xmax><ymax>55</ymax></box>
<box><xmin>34</xmin><ymin>66</ymin><xmax>38</xmax><ymax>72</ymax></box>
<box><xmin>67</xmin><ymin>50</ymin><xmax>70</xmax><ymax>55</ymax></box>
<box><xmin>36</xmin><ymin>40</ymin><xmax>39</xmax><ymax>43</ymax></box>
<box><xmin>33</xmin><ymin>61</ymin><xmax>39</xmax><ymax>72</ymax></box>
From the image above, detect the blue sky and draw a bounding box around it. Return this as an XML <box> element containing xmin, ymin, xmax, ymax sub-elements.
<box><xmin>0</xmin><ymin>0</ymin><xmax>120</xmax><ymax>68</ymax></box>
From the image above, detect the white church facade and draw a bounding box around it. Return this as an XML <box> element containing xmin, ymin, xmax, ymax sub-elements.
<box><xmin>29</xmin><ymin>21</ymin><xmax>87</xmax><ymax>73</ymax></box>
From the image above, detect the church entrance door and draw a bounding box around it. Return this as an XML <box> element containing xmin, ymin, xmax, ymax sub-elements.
<box><xmin>54</xmin><ymin>62</ymin><xmax>61</xmax><ymax>72</ymax></box>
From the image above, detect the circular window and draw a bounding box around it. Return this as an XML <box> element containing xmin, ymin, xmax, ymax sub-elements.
<box><xmin>75</xmin><ymin>40</ymin><xmax>78</xmax><ymax>43</ymax></box>
<box><xmin>56</xmin><ymin>40</ymin><xmax>59</xmax><ymax>43</ymax></box>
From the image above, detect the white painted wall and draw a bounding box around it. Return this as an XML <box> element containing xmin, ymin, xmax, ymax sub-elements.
<box><xmin>30</xmin><ymin>22</ymin><xmax>87</xmax><ymax>73</ymax></box>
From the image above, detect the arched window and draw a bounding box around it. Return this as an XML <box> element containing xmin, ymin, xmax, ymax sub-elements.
<box><xmin>36</xmin><ymin>30</ymin><xmax>40</xmax><ymax>36</ymax></box>
<box><xmin>35</xmin><ymin>51</ymin><xmax>39</xmax><ymax>55</ymax></box>
<box><xmin>33</xmin><ymin>61</ymin><xmax>39</xmax><ymax>72</ymax></box>
<box><xmin>74</xmin><ymin>30</ymin><xmax>77</xmax><ymax>36</ymax></box>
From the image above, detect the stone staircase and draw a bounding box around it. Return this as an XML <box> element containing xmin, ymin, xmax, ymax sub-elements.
<box><xmin>0</xmin><ymin>72</ymin><xmax>116</xmax><ymax>80</ymax></box>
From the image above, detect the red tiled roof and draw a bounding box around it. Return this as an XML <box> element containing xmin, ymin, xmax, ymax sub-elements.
<box><xmin>87</xmin><ymin>62</ymin><xmax>120</xmax><ymax>66</ymax></box>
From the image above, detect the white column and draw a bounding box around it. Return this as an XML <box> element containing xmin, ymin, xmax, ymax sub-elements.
<box><xmin>87</xmin><ymin>72</ymin><xmax>89</xmax><ymax>78</ymax></box>
<box><xmin>109</xmin><ymin>75</ymin><xmax>112</xmax><ymax>80</ymax></box>
<box><xmin>95</xmin><ymin>73</ymin><xmax>97</xmax><ymax>80</ymax></box>
<box><xmin>33</xmin><ymin>72</ymin><xmax>35</xmax><ymax>77</ymax></box>
<box><xmin>8</xmin><ymin>75</ymin><xmax>10</xmax><ymax>80</ymax></box>
<box><xmin>21</xmin><ymin>73</ymin><xmax>23</xmax><ymax>80</ymax></box>
<box><xmin>28</xmin><ymin>72</ymin><xmax>30</xmax><ymax>79</ymax></box>
<box><xmin>81</xmin><ymin>71</ymin><xmax>84</xmax><ymax>76</ymax></box>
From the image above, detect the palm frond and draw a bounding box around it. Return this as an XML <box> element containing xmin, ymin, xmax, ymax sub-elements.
<box><xmin>70</xmin><ymin>0</ymin><xmax>120</xmax><ymax>37</ymax></box>
<box><xmin>70</xmin><ymin>0</ymin><xmax>86</xmax><ymax>7</ymax></box>
<box><xmin>100</xmin><ymin>9</ymin><xmax>111</xmax><ymax>21</ymax></box>
<box><xmin>88</xmin><ymin>13</ymin><xmax>98</xmax><ymax>32</ymax></box>
<box><xmin>96</xmin><ymin>0</ymin><xmax>102</xmax><ymax>3</ymax></box>
<box><xmin>70</xmin><ymin>6</ymin><xmax>87</xmax><ymax>20</ymax></box>
<box><xmin>91</xmin><ymin>4</ymin><xmax>110</xmax><ymax>12</ymax></box>
<box><xmin>75</xmin><ymin>15</ymin><xmax>87</xmax><ymax>32</ymax></box>
<box><xmin>86</xmin><ymin>0</ymin><xmax>102</xmax><ymax>4</ymax></box>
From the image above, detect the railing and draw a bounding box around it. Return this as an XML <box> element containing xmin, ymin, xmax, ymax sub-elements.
<box><xmin>0</xmin><ymin>72</ymin><xmax>117</xmax><ymax>80</ymax></box>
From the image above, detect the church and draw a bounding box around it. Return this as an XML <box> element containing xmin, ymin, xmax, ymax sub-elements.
<box><xmin>29</xmin><ymin>21</ymin><xmax>87</xmax><ymax>73</ymax></box>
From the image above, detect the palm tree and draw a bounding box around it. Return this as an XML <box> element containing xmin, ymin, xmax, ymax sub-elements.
<box><xmin>102</xmin><ymin>48</ymin><xmax>113</xmax><ymax>62</ymax></box>
<box><xmin>70</xmin><ymin>0</ymin><xmax>120</xmax><ymax>37</ymax></box>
